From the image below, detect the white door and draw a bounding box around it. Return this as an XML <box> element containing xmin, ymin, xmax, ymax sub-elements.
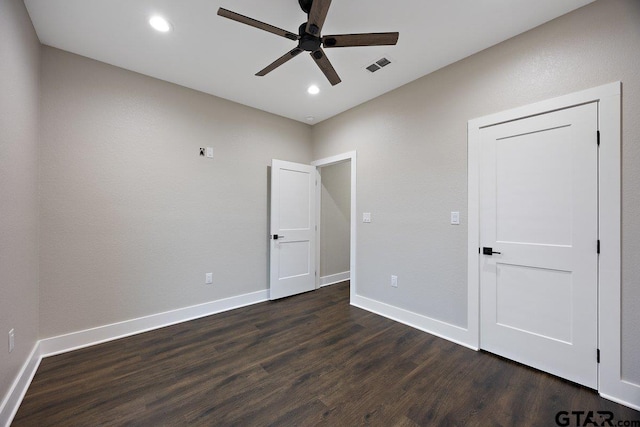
<box><xmin>270</xmin><ymin>160</ymin><xmax>317</xmax><ymax>300</ymax></box>
<box><xmin>479</xmin><ymin>102</ymin><xmax>599</xmax><ymax>388</ymax></box>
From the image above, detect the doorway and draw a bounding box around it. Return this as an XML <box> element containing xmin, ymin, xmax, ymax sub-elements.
<box><xmin>312</xmin><ymin>151</ymin><xmax>357</xmax><ymax>301</ymax></box>
<box><xmin>479</xmin><ymin>103</ymin><xmax>598</xmax><ymax>388</ymax></box>
<box><xmin>269</xmin><ymin>151</ymin><xmax>357</xmax><ymax>301</ymax></box>
<box><xmin>467</xmin><ymin>82</ymin><xmax>622</xmax><ymax>398</ymax></box>
<box><xmin>317</xmin><ymin>161</ymin><xmax>351</xmax><ymax>287</ymax></box>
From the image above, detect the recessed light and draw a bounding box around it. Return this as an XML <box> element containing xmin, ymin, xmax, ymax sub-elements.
<box><xmin>307</xmin><ymin>85</ymin><xmax>320</xmax><ymax>95</ymax></box>
<box><xmin>149</xmin><ymin>16</ymin><xmax>172</xmax><ymax>33</ymax></box>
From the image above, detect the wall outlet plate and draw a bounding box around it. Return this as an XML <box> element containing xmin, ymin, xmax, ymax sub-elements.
<box><xmin>9</xmin><ymin>329</ymin><xmax>14</xmax><ymax>353</ymax></box>
<box><xmin>363</xmin><ymin>212</ymin><xmax>371</xmax><ymax>223</ymax></box>
<box><xmin>391</xmin><ymin>275</ymin><xmax>398</xmax><ymax>288</ymax></box>
<box><xmin>451</xmin><ymin>211</ymin><xmax>460</xmax><ymax>225</ymax></box>
<box><xmin>205</xmin><ymin>273</ymin><xmax>213</xmax><ymax>284</ymax></box>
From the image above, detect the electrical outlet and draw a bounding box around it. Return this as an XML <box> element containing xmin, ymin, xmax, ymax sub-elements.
<box><xmin>205</xmin><ymin>273</ymin><xmax>213</xmax><ymax>284</ymax></box>
<box><xmin>9</xmin><ymin>329</ymin><xmax>14</xmax><ymax>353</ymax></box>
<box><xmin>363</xmin><ymin>212</ymin><xmax>371</xmax><ymax>223</ymax></box>
<box><xmin>391</xmin><ymin>275</ymin><xmax>398</xmax><ymax>288</ymax></box>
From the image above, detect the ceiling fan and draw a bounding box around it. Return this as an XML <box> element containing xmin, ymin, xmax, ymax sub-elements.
<box><xmin>217</xmin><ymin>0</ymin><xmax>399</xmax><ymax>86</ymax></box>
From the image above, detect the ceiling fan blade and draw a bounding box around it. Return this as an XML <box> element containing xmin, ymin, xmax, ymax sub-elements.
<box><xmin>322</xmin><ymin>32</ymin><xmax>399</xmax><ymax>48</ymax></box>
<box><xmin>305</xmin><ymin>0</ymin><xmax>332</xmax><ymax>36</ymax></box>
<box><xmin>256</xmin><ymin>48</ymin><xmax>304</xmax><ymax>76</ymax></box>
<box><xmin>218</xmin><ymin>8</ymin><xmax>299</xmax><ymax>41</ymax></box>
<box><xmin>310</xmin><ymin>49</ymin><xmax>341</xmax><ymax>86</ymax></box>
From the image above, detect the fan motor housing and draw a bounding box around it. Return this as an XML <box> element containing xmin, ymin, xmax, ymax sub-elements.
<box><xmin>298</xmin><ymin>22</ymin><xmax>321</xmax><ymax>51</ymax></box>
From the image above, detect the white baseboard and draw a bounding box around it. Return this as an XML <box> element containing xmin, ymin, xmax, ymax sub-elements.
<box><xmin>320</xmin><ymin>271</ymin><xmax>350</xmax><ymax>287</ymax></box>
<box><xmin>1</xmin><ymin>289</ymin><xmax>268</xmax><ymax>426</ymax></box>
<box><xmin>0</xmin><ymin>342</ymin><xmax>42</xmax><ymax>427</ymax></box>
<box><xmin>4</xmin><ymin>287</ymin><xmax>637</xmax><ymax>422</ymax></box>
<box><xmin>353</xmin><ymin>294</ymin><xmax>640</xmax><ymax>410</ymax></box>
<box><xmin>600</xmin><ymin>379</ymin><xmax>640</xmax><ymax>412</ymax></box>
<box><xmin>39</xmin><ymin>289</ymin><xmax>268</xmax><ymax>357</ymax></box>
<box><xmin>351</xmin><ymin>294</ymin><xmax>478</xmax><ymax>351</ymax></box>
<box><xmin>600</xmin><ymin>393</ymin><xmax>640</xmax><ymax>412</ymax></box>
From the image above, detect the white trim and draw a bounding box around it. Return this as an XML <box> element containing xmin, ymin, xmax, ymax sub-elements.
<box><xmin>467</xmin><ymin>122</ymin><xmax>481</xmax><ymax>348</ymax></box>
<box><xmin>599</xmin><ymin>392</ymin><xmax>640</xmax><ymax>412</ymax></box>
<box><xmin>0</xmin><ymin>343</ymin><xmax>42</xmax><ymax>427</ymax></box>
<box><xmin>468</xmin><ymin>83</ymin><xmax>619</xmax><ymax>129</ymax></box>
<box><xmin>311</xmin><ymin>151</ymin><xmax>357</xmax><ymax>303</ymax></box>
<box><xmin>314</xmin><ymin>168</ymin><xmax>322</xmax><ymax>289</ymax></box>
<box><xmin>468</xmin><ymin>82</ymin><xmax>639</xmax><ymax>410</ymax></box>
<box><xmin>351</xmin><ymin>295</ymin><xmax>478</xmax><ymax>351</ymax></box>
<box><xmin>39</xmin><ymin>289</ymin><xmax>268</xmax><ymax>357</ymax></box>
<box><xmin>596</xmin><ymin>86</ymin><xmax>640</xmax><ymax>409</ymax></box>
<box><xmin>1</xmin><ymin>290</ymin><xmax>268</xmax><ymax>425</ymax></box>
<box><xmin>320</xmin><ymin>271</ymin><xmax>350</xmax><ymax>287</ymax></box>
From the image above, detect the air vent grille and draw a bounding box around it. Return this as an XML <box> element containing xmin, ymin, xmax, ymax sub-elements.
<box><xmin>376</xmin><ymin>57</ymin><xmax>391</xmax><ymax>67</ymax></box>
<box><xmin>365</xmin><ymin>57</ymin><xmax>392</xmax><ymax>73</ymax></box>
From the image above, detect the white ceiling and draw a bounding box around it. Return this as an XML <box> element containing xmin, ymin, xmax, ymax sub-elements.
<box><xmin>24</xmin><ymin>0</ymin><xmax>595</xmax><ymax>124</ymax></box>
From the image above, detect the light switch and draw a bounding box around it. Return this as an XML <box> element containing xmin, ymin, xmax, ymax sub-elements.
<box><xmin>451</xmin><ymin>211</ymin><xmax>460</xmax><ymax>225</ymax></box>
<box><xmin>363</xmin><ymin>212</ymin><xmax>371</xmax><ymax>223</ymax></box>
<box><xmin>206</xmin><ymin>147</ymin><xmax>214</xmax><ymax>158</ymax></box>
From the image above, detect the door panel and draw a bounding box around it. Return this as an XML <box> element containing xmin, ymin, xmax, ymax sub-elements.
<box><xmin>480</xmin><ymin>102</ymin><xmax>598</xmax><ymax>388</ymax></box>
<box><xmin>496</xmin><ymin>264</ymin><xmax>572</xmax><ymax>343</ymax></box>
<box><xmin>270</xmin><ymin>160</ymin><xmax>317</xmax><ymax>300</ymax></box>
<box><xmin>278</xmin><ymin>241</ymin><xmax>311</xmax><ymax>279</ymax></box>
<box><xmin>495</xmin><ymin>127</ymin><xmax>573</xmax><ymax>245</ymax></box>
<box><xmin>279</xmin><ymin>168</ymin><xmax>312</xmax><ymax>230</ymax></box>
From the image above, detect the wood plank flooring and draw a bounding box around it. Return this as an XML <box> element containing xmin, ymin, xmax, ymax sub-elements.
<box><xmin>14</xmin><ymin>282</ymin><xmax>639</xmax><ymax>426</ymax></box>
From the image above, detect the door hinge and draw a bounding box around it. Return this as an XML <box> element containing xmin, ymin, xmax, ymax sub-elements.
<box><xmin>597</xmin><ymin>349</ymin><xmax>600</xmax><ymax>363</ymax></box>
<box><xmin>597</xmin><ymin>239</ymin><xmax>601</xmax><ymax>254</ymax></box>
<box><xmin>597</xmin><ymin>130</ymin><xmax>600</xmax><ymax>146</ymax></box>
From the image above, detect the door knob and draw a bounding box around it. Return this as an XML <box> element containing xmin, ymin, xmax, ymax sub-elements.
<box><xmin>272</xmin><ymin>234</ymin><xmax>285</xmax><ymax>240</ymax></box>
<box><xmin>482</xmin><ymin>247</ymin><xmax>501</xmax><ymax>255</ymax></box>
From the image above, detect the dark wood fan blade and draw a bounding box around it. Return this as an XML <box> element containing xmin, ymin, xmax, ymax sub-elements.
<box><xmin>322</xmin><ymin>32</ymin><xmax>399</xmax><ymax>48</ymax></box>
<box><xmin>218</xmin><ymin>8</ymin><xmax>299</xmax><ymax>41</ymax></box>
<box><xmin>310</xmin><ymin>49</ymin><xmax>341</xmax><ymax>86</ymax></box>
<box><xmin>305</xmin><ymin>0</ymin><xmax>332</xmax><ymax>36</ymax></box>
<box><xmin>256</xmin><ymin>48</ymin><xmax>303</xmax><ymax>76</ymax></box>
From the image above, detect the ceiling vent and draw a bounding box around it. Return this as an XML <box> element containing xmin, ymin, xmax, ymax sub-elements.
<box><xmin>366</xmin><ymin>64</ymin><xmax>381</xmax><ymax>73</ymax></box>
<box><xmin>376</xmin><ymin>57</ymin><xmax>391</xmax><ymax>67</ymax></box>
<box><xmin>365</xmin><ymin>57</ymin><xmax>392</xmax><ymax>73</ymax></box>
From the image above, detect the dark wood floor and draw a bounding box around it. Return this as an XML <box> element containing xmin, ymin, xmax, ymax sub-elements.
<box><xmin>14</xmin><ymin>282</ymin><xmax>639</xmax><ymax>426</ymax></box>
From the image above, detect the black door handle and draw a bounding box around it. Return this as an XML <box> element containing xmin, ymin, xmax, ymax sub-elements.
<box><xmin>482</xmin><ymin>247</ymin><xmax>501</xmax><ymax>255</ymax></box>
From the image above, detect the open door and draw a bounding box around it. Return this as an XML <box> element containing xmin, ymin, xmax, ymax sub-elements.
<box><xmin>269</xmin><ymin>159</ymin><xmax>317</xmax><ymax>300</ymax></box>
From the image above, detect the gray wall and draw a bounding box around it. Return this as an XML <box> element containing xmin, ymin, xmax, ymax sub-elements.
<box><xmin>311</xmin><ymin>0</ymin><xmax>640</xmax><ymax>384</ymax></box>
<box><xmin>39</xmin><ymin>47</ymin><xmax>312</xmax><ymax>337</ymax></box>
<box><xmin>3</xmin><ymin>0</ymin><xmax>639</xmax><ymax>409</ymax></box>
<box><xmin>320</xmin><ymin>162</ymin><xmax>351</xmax><ymax>278</ymax></box>
<box><xmin>0</xmin><ymin>0</ymin><xmax>40</xmax><ymax>403</ymax></box>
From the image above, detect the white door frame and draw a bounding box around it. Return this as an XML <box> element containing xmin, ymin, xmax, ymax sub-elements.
<box><xmin>468</xmin><ymin>82</ymin><xmax>627</xmax><ymax>402</ymax></box>
<box><xmin>312</xmin><ymin>151</ymin><xmax>357</xmax><ymax>302</ymax></box>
